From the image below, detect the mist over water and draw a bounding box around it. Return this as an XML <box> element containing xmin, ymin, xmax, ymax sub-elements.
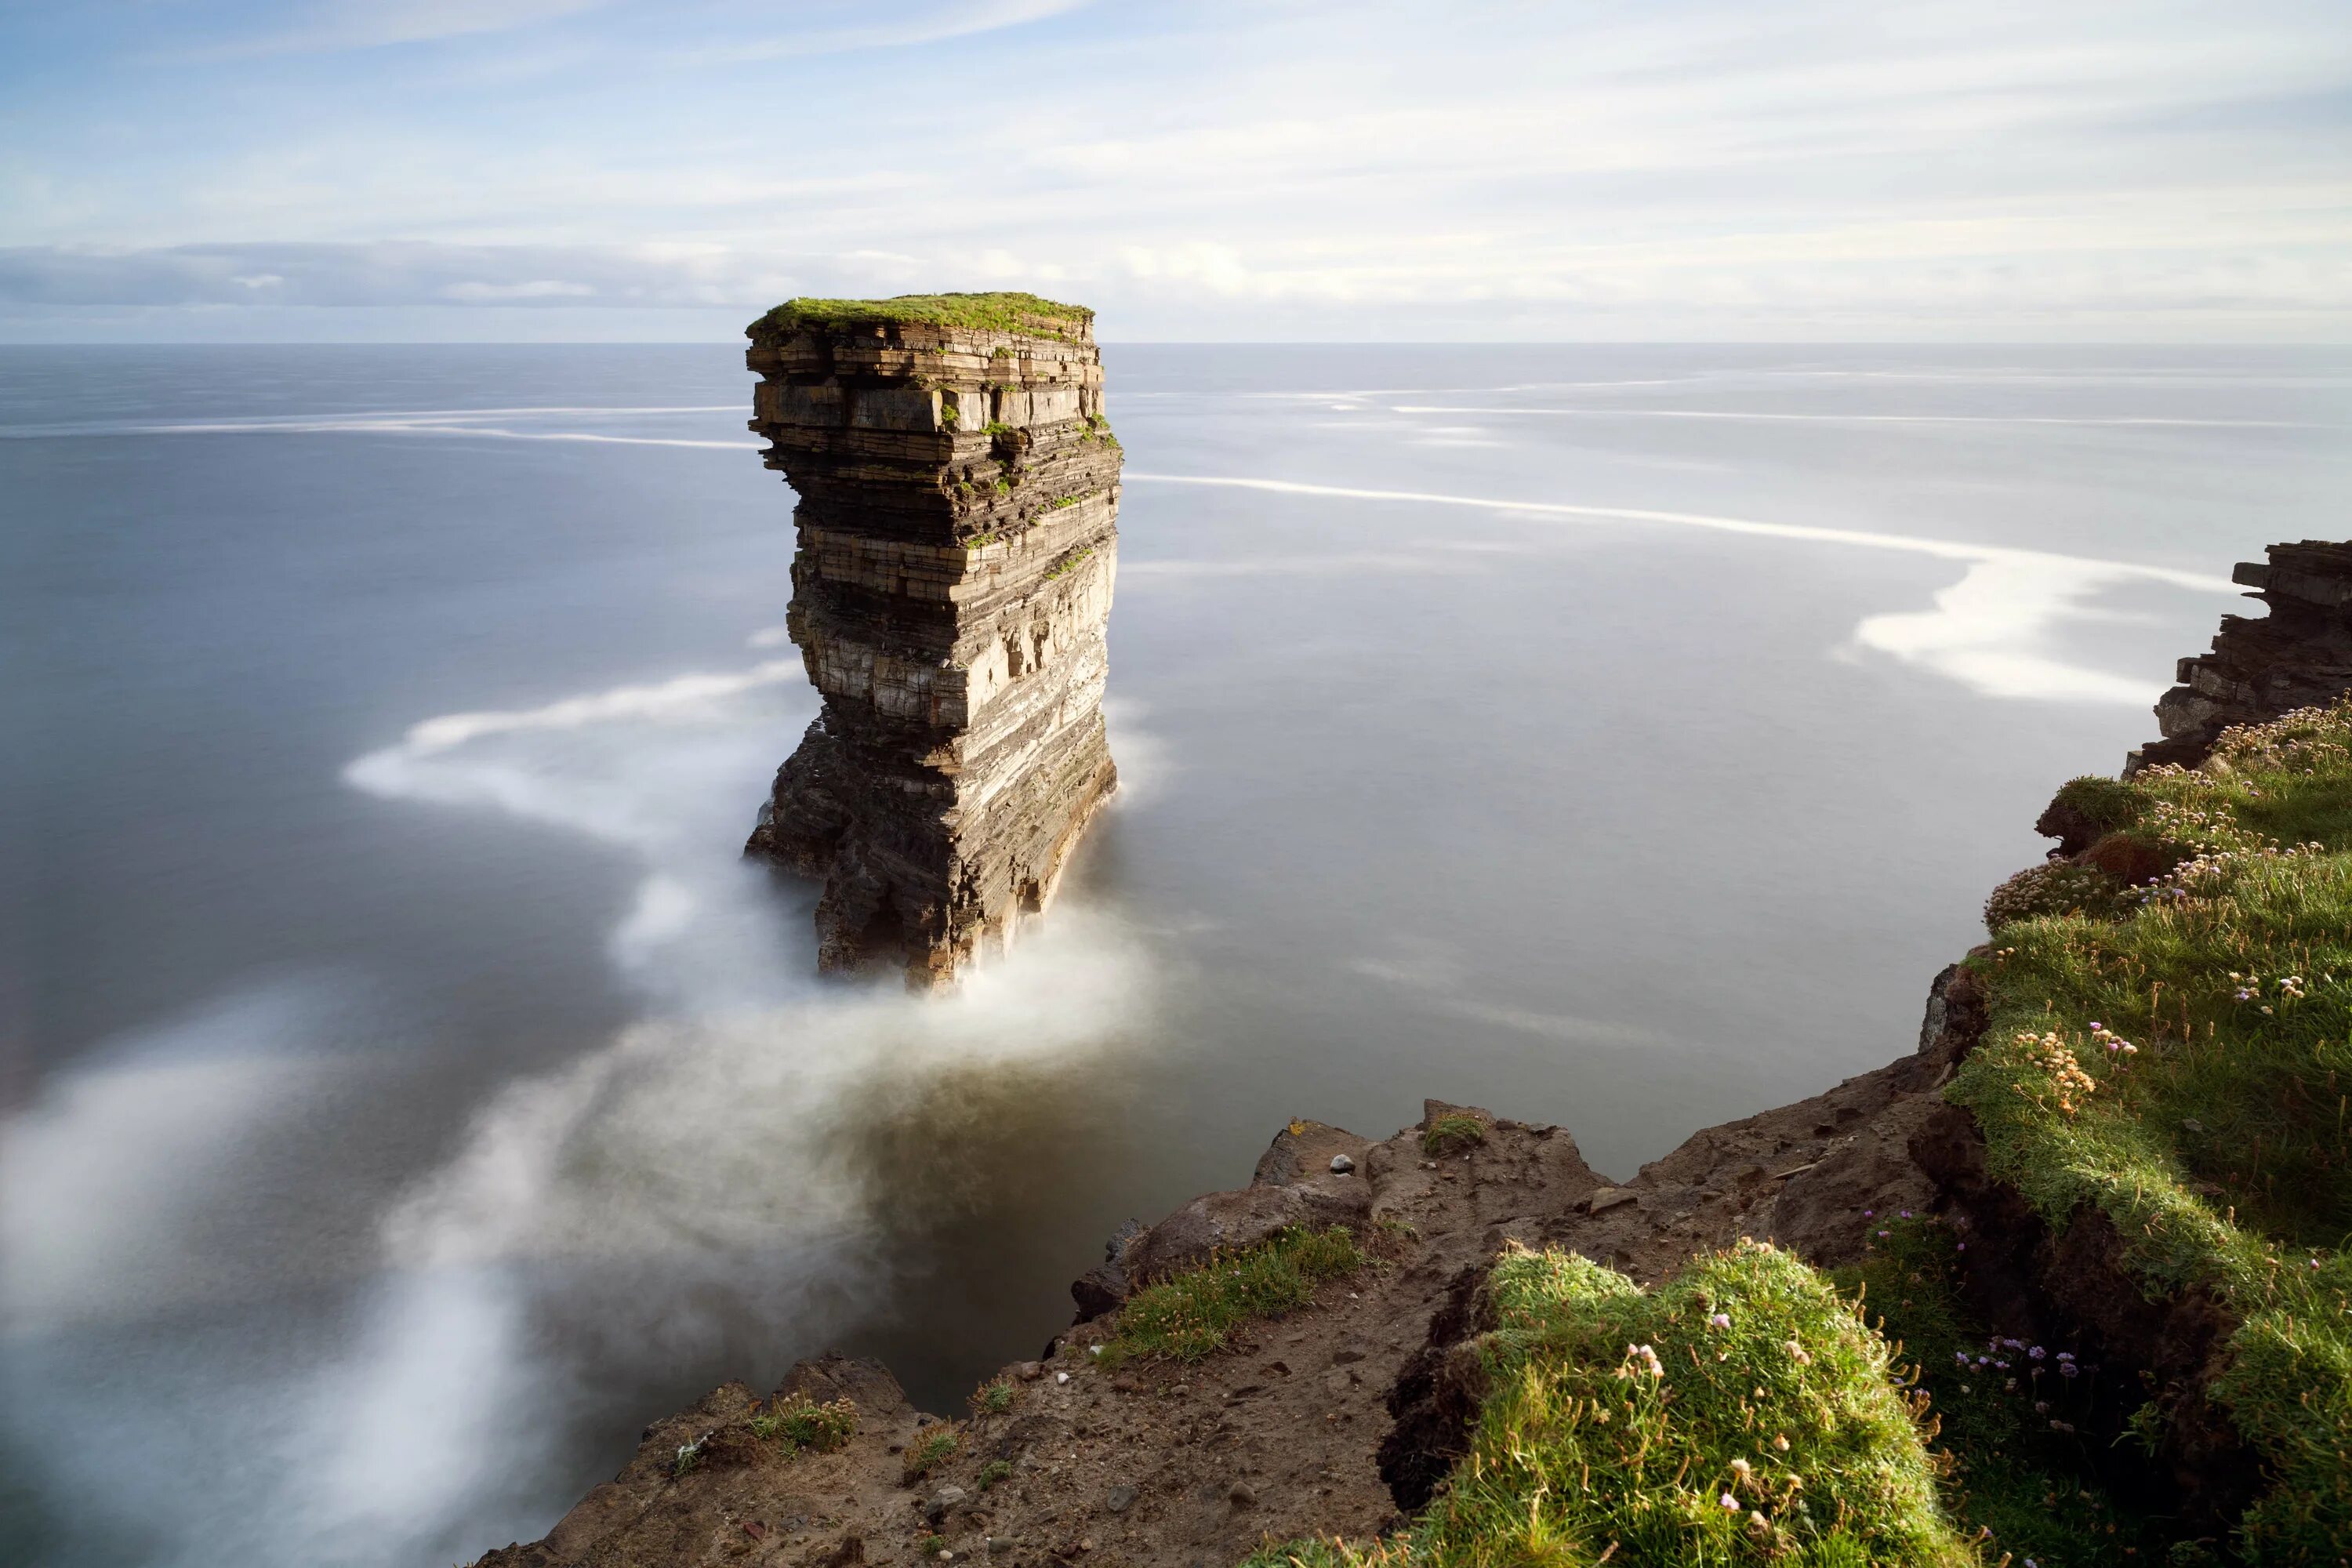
<box><xmin>4</xmin><ymin>343</ymin><xmax>2349</xmax><ymax>1566</ymax></box>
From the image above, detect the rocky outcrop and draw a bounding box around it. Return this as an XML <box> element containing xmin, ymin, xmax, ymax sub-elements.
<box><xmin>742</xmin><ymin>294</ymin><xmax>1122</xmax><ymax>987</ymax></box>
<box><xmin>2129</xmin><ymin>539</ymin><xmax>2352</xmax><ymax>775</ymax></box>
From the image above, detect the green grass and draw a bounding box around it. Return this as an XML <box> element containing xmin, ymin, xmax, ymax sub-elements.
<box><xmin>1953</xmin><ymin>697</ymin><xmax>2352</xmax><ymax>1562</ymax></box>
<box><xmin>1043</xmin><ymin>545</ymin><xmax>1093</xmax><ymax>581</ymax></box>
<box><xmin>746</xmin><ymin>1394</ymin><xmax>858</xmax><ymax>1454</ymax></box>
<box><xmin>1837</xmin><ymin>1218</ymin><xmax>2168</xmax><ymax>1566</ymax></box>
<box><xmin>977</xmin><ymin>1458</ymin><xmax>1014</xmax><ymax>1492</ymax></box>
<box><xmin>1250</xmin><ymin>1241</ymin><xmax>1975</xmax><ymax>1566</ymax></box>
<box><xmin>750</xmin><ymin>291</ymin><xmax>1092</xmax><ymax>340</ymax></box>
<box><xmin>970</xmin><ymin>1377</ymin><xmax>1016</xmax><ymax>1416</ymax></box>
<box><xmin>1422</xmin><ymin>1116</ymin><xmax>1486</xmax><ymax>1158</ymax></box>
<box><xmin>903</xmin><ymin>1425</ymin><xmax>960</xmax><ymax>1481</ymax></box>
<box><xmin>1107</xmin><ymin>1225</ymin><xmax>1366</xmax><ymax>1363</ymax></box>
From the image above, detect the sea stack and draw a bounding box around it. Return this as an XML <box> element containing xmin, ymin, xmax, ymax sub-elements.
<box><xmin>2129</xmin><ymin>539</ymin><xmax>2352</xmax><ymax>774</ymax></box>
<box><xmin>742</xmin><ymin>292</ymin><xmax>1121</xmax><ymax>987</ymax></box>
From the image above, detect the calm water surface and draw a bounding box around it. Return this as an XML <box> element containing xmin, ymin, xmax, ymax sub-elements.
<box><xmin>4</xmin><ymin>343</ymin><xmax>2348</xmax><ymax>1566</ymax></box>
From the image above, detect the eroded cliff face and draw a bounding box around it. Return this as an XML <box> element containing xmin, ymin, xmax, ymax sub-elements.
<box><xmin>742</xmin><ymin>295</ymin><xmax>1121</xmax><ymax>987</ymax></box>
<box><xmin>2129</xmin><ymin>539</ymin><xmax>2352</xmax><ymax>774</ymax></box>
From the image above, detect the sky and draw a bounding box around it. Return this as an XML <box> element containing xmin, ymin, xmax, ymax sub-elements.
<box><xmin>2</xmin><ymin>0</ymin><xmax>2349</xmax><ymax>342</ymax></box>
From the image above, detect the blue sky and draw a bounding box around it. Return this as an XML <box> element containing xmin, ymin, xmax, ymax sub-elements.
<box><xmin>3</xmin><ymin>0</ymin><xmax>2348</xmax><ymax>341</ymax></box>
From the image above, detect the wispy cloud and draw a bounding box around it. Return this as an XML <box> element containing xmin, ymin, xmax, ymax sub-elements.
<box><xmin>5</xmin><ymin>0</ymin><xmax>2347</xmax><ymax>339</ymax></box>
<box><xmin>720</xmin><ymin>0</ymin><xmax>1097</xmax><ymax>63</ymax></box>
<box><xmin>196</xmin><ymin>0</ymin><xmax>619</xmax><ymax>59</ymax></box>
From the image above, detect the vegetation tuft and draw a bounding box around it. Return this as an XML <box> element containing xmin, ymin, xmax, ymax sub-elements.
<box><xmin>1249</xmin><ymin>1240</ymin><xmax>1974</xmax><ymax>1566</ymax></box>
<box><xmin>969</xmin><ymin>1377</ymin><xmax>1016</xmax><ymax>1417</ymax></box>
<box><xmin>751</xmin><ymin>291</ymin><xmax>1092</xmax><ymax>341</ymax></box>
<box><xmin>1421</xmin><ymin>1115</ymin><xmax>1486</xmax><ymax>1158</ymax></box>
<box><xmin>1108</xmin><ymin>1225</ymin><xmax>1365</xmax><ymax>1364</ymax></box>
<box><xmin>1956</xmin><ymin>697</ymin><xmax>2352</xmax><ymax>1561</ymax></box>
<box><xmin>746</xmin><ymin>1395</ymin><xmax>858</xmax><ymax>1455</ymax></box>
<box><xmin>2049</xmin><ymin>773</ymin><xmax>2145</xmax><ymax>834</ymax></box>
<box><xmin>902</xmin><ymin>1425</ymin><xmax>960</xmax><ymax>1483</ymax></box>
<box><xmin>1982</xmin><ymin>860</ymin><xmax>2132</xmax><ymax>928</ymax></box>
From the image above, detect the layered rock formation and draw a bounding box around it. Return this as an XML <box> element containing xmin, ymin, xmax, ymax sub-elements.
<box><xmin>741</xmin><ymin>294</ymin><xmax>1122</xmax><ymax>986</ymax></box>
<box><xmin>2129</xmin><ymin>539</ymin><xmax>2352</xmax><ymax>774</ymax></box>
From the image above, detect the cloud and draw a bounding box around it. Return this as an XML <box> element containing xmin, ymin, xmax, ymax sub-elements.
<box><xmin>5</xmin><ymin>1</ymin><xmax>2347</xmax><ymax>339</ymax></box>
<box><xmin>440</xmin><ymin>278</ymin><xmax>594</xmax><ymax>300</ymax></box>
<box><xmin>0</xmin><ymin>242</ymin><xmax>754</xmax><ymax>308</ymax></box>
<box><xmin>724</xmin><ymin>0</ymin><xmax>1098</xmax><ymax>62</ymax></box>
<box><xmin>198</xmin><ymin>0</ymin><xmax>619</xmax><ymax>58</ymax></box>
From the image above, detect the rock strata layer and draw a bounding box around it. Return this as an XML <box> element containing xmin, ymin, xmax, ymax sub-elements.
<box><xmin>2129</xmin><ymin>539</ymin><xmax>2352</xmax><ymax>774</ymax></box>
<box><xmin>741</xmin><ymin>294</ymin><xmax>1121</xmax><ymax>986</ymax></box>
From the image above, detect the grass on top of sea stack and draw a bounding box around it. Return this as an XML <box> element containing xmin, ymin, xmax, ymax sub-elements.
<box><xmin>1245</xmin><ymin>1240</ymin><xmax>1975</xmax><ymax>1568</ymax></box>
<box><xmin>749</xmin><ymin>290</ymin><xmax>1094</xmax><ymax>340</ymax></box>
<box><xmin>1106</xmin><ymin>1225</ymin><xmax>1367</xmax><ymax>1365</ymax></box>
<box><xmin>1955</xmin><ymin>696</ymin><xmax>2352</xmax><ymax>1562</ymax></box>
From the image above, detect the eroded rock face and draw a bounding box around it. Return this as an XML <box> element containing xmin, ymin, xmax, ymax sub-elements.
<box><xmin>2129</xmin><ymin>539</ymin><xmax>2352</xmax><ymax>775</ymax></box>
<box><xmin>742</xmin><ymin>296</ymin><xmax>1122</xmax><ymax>986</ymax></box>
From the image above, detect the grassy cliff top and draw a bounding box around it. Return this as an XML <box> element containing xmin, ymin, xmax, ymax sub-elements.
<box><xmin>1959</xmin><ymin>696</ymin><xmax>2352</xmax><ymax>1559</ymax></box>
<box><xmin>1250</xmin><ymin>1241</ymin><xmax>1975</xmax><ymax>1567</ymax></box>
<box><xmin>749</xmin><ymin>291</ymin><xmax>1094</xmax><ymax>341</ymax></box>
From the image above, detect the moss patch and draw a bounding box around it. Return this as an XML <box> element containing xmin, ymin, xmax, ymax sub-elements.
<box><xmin>1421</xmin><ymin>1116</ymin><xmax>1486</xmax><ymax>1159</ymax></box>
<box><xmin>1955</xmin><ymin>697</ymin><xmax>2352</xmax><ymax>1561</ymax></box>
<box><xmin>1107</xmin><ymin>1225</ymin><xmax>1365</xmax><ymax>1364</ymax></box>
<box><xmin>750</xmin><ymin>291</ymin><xmax>1093</xmax><ymax>341</ymax></box>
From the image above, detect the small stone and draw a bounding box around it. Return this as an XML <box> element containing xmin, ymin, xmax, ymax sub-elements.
<box><xmin>1013</xmin><ymin>1361</ymin><xmax>1044</xmax><ymax>1381</ymax></box>
<box><xmin>1588</xmin><ymin>1186</ymin><xmax>1638</xmax><ymax>1213</ymax></box>
<box><xmin>1106</xmin><ymin>1484</ymin><xmax>1136</xmax><ymax>1513</ymax></box>
<box><xmin>1329</xmin><ymin>1154</ymin><xmax>1355</xmax><ymax>1174</ymax></box>
<box><xmin>1055</xmin><ymin>1371</ymin><xmax>1071</xmax><ymax>1385</ymax></box>
<box><xmin>1229</xmin><ymin>1481</ymin><xmax>1258</xmax><ymax>1508</ymax></box>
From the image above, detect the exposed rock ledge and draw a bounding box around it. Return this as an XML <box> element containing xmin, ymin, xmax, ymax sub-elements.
<box><xmin>2129</xmin><ymin>539</ymin><xmax>2352</xmax><ymax>775</ymax></box>
<box><xmin>473</xmin><ymin>966</ymin><xmax>1993</xmax><ymax>1568</ymax></box>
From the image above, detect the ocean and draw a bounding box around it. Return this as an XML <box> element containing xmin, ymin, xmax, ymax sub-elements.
<box><xmin>3</xmin><ymin>342</ymin><xmax>2347</xmax><ymax>1566</ymax></box>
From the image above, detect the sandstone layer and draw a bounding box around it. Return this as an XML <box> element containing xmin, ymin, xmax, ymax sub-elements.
<box><xmin>2129</xmin><ymin>539</ymin><xmax>2352</xmax><ymax>774</ymax></box>
<box><xmin>742</xmin><ymin>294</ymin><xmax>1122</xmax><ymax>986</ymax></box>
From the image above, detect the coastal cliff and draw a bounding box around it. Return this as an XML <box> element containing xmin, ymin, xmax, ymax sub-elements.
<box><xmin>482</xmin><ymin>543</ymin><xmax>2352</xmax><ymax>1567</ymax></box>
<box><xmin>743</xmin><ymin>293</ymin><xmax>1122</xmax><ymax>987</ymax></box>
<box><xmin>2130</xmin><ymin>539</ymin><xmax>2352</xmax><ymax>775</ymax></box>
